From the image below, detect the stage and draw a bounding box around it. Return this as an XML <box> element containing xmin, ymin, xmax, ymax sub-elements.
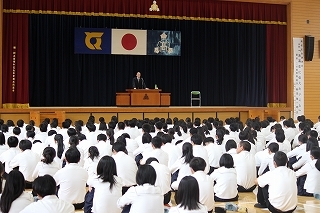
<box><xmin>0</xmin><ymin>106</ymin><xmax>292</xmax><ymax>126</ymax></box>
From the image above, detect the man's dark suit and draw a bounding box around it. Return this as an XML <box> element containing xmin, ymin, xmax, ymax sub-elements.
<box><xmin>132</xmin><ymin>77</ymin><xmax>146</xmax><ymax>89</ymax></box>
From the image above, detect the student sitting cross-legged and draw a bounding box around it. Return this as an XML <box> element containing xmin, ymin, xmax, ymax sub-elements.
<box><xmin>255</xmin><ymin>151</ymin><xmax>297</xmax><ymax>213</ymax></box>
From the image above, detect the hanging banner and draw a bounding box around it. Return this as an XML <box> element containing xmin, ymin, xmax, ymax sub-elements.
<box><xmin>74</xmin><ymin>28</ymin><xmax>181</xmax><ymax>56</ymax></box>
<box><xmin>293</xmin><ymin>38</ymin><xmax>304</xmax><ymax>119</ymax></box>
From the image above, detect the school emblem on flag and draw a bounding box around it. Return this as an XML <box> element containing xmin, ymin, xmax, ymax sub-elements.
<box><xmin>111</xmin><ymin>29</ymin><xmax>147</xmax><ymax>55</ymax></box>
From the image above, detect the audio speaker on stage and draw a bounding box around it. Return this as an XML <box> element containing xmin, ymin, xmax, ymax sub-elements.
<box><xmin>305</xmin><ymin>35</ymin><xmax>314</xmax><ymax>61</ymax></box>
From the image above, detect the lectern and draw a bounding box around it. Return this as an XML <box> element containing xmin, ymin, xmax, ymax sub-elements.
<box><xmin>116</xmin><ymin>89</ymin><xmax>170</xmax><ymax>106</ymax></box>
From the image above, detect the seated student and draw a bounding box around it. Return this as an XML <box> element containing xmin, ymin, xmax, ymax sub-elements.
<box><xmin>225</xmin><ymin>139</ymin><xmax>237</xmax><ymax>157</ymax></box>
<box><xmin>296</xmin><ymin>147</ymin><xmax>320</xmax><ymax>196</ymax></box>
<box><xmin>203</xmin><ymin>137</ymin><xmax>223</xmax><ymax>175</ymax></box>
<box><xmin>293</xmin><ymin>137</ymin><xmax>319</xmax><ymax>171</ymax></box>
<box><xmin>255</xmin><ymin>143</ymin><xmax>279</xmax><ymax>208</ymax></box>
<box><xmin>9</xmin><ymin>139</ymin><xmax>40</xmax><ymax>188</ymax></box>
<box><xmin>0</xmin><ymin>170</ymin><xmax>33</xmax><ymax>213</ymax></box>
<box><xmin>170</xmin><ymin>143</ymin><xmax>194</xmax><ymax>190</ymax></box>
<box><xmin>117</xmin><ymin>165</ymin><xmax>163</xmax><ymax>213</ymax></box>
<box><xmin>87</xmin><ymin>156</ymin><xmax>123</xmax><ymax>213</ymax></box>
<box><xmin>190</xmin><ymin>157</ymin><xmax>215</xmax><ymax>213</ymax></box>
<box><xmin>256</xmin><ymin>151</ymin><xmax>297</xmax><ymax>213</ymax></box>
<box><xmin>169</xmin><ymin>176</ymin><xmax>207</xmax><ymax>213</ymax></box>
<box><xmin>0</xmin><ymin>133</ymin><xmax>8</xmax><ymax>156</ymax></box>
<box><xmin>146</xmin><ymin>157</ymin><xmax>171</xmax><ymax>206</ymax></box>
<box><xmin>233</xmin><ymin>141</ymin><xmax>256</xmax><ymax>192</ymax></box>
<box><xmin>32</xmin><ymin>147</ymin><xmax>61</xmax><ymax>179</ymax></box>
<box><xmin>20</xmin><ymin>175</ymin><xmax>75</xmax><ymax>213</ymax></box>
<box><xmin>140</xmin><ymin>136</ymin><xmax>169</xmax><ymax>166</ymax></box>
<box><xmin>83</xmin><ymin>146</ymin><xmax>100</xmax><ymax>178</ymax></box>
<box><xmin>287</xmin><ymin>134</ymin><xmax>308</xmax><ymax>168</ymax></box>
<box><xmin>210</xmin><ymin>153</ymin><xmax>238</xmax><ymax>202</ymax></box>
<box><xmin>112</xmin><ymin>142</ymin><xmax>137</xmax><ymax>194</ymax></box>
<box><xmin>191</xmin><ymin>134</ymin><xmax>210</xmax><ymax>174</ymax></box>
<box><xmin>0</xmin><ymin>136</ymin><xmax>20</xmax><ymax>175</ymax></box>
<box><xmin>54</xmin><ymin>148</ymin><xmax>88</xmax><ymax>210</ymax></box>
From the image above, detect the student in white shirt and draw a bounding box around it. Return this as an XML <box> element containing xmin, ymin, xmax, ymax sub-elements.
<box><xmin>287</xmin><ymin>134</ymin><xmax>308</xmax><ymax>168</ymax></box>
<box><xmin>54</xmin><ymin>148</ymin><xmax>88</xmax><ymax>210</ymax></box>
<box><xmin>233</xmin><ymin>141</ymin><xmax>256</xmax><ymax>192</ymax></box>
<box><xmin>112</xmin><ymin>142</ymin><xmax>137</xmax><ymax>194</ymax></box>
<box><xmin>140</xmin><ymin>136</ymin><xmax>169</xmax><ymax>166</ymax></box>
<box><xmin>295</xmin><ymin>147</ymin><xmax>320</xmax><ymax>196</ymax></box>
<box><xmin>191</xmin><ymin>134</ymin><xmax>210</xmax><ymax>174</ymax></box>
<box><xmin>146</xmin><ymin>157</ymin><xmax>171</xmax><ymax>205</ymax></box>
<box><xmin>190</xmin><ymin>157</ymin><xmax>215</xmax><ymax>213</ymax></box>
<box><xmin>255</xmin><ymin>151</ymin><xmax>297</xmax><ymax>213</ymax></box>
<box><xmin>169</xmin><ymin>176</ymin><xmax>207</xmax><ymax>213</ymax></box>
<box><xmin>32</xmin><ymin>147</ymin><xmax>60</xmax><ymax>179</ymax></box>
<box><xmin>170</xmin><ymin>143</ymin><xmax>194</xmax><ymax>190</ymax></box>
<box><xmin>117</xmin><ymin>165</ymin><xmax>163</xmax><ymax>213</ymax></box>
<box><xmin>0</xmin><ymin>136</ymin><xmax>20</xmax><ymax>174</ymax></box>
<box><xmin>83</xmin><ymin>146</ymin><xmax>100</xmax><ymax>178</ymax></box>
<box><xmin>87</xmin><ymin>155</ymin><xmax>123</xmax><ymax>213</ymax></box>
<box><xmin>0</xmin><ymin>170</ymin><xmax>33</xmax><ymax>213</ymax></box>
<box><xmin>20</xmin><ymin>175</ymin><xmax>75</xmax><ymax>213</ymax></box>
<box><xmin>211</xmin><ymin>153</ymin><xmax>238</xmax><ymax>202</ymax></box>
<box><xmin>161</xmin><ymin>134</ymin><xmax>180</xmax><ymax>168</ymax></box>
<box><xmin>203</xmin><ymin>137</ymin><xmax>223</xmax><ymax>174</ymax></box>
<box><xmin>255</xmin><ymin>143</ymin><xmax>279</xmax><ymax>208</ymax></box>
<box><xmin>9</xmin><ymin>140</ymin><xmax>40</xmax><ymax>187</ymax></box>
<box><xmin>225</xmin><ymin>139</ymin><xmax>238</xmax><ymax>157</ymax></box>
<box><xmin>95</xmin><ymin>134</ymin><xmax>112</xmax><ymax>157</ymax></box>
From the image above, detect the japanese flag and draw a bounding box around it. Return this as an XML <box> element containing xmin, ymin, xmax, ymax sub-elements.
<box><xmin>111</xmin><ymin>29</ymin><xmax>147</xmax><ymax>55</ymax></box>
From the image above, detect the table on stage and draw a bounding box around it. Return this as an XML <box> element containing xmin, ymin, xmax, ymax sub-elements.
<box><xmin>116</xmin><ymin>89</ymin><xmax>170</xmax><ymax>106</ymax></box>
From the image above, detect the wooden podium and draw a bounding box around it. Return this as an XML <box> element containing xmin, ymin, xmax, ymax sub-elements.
<box><xmin>116</xmin><ymin>89</ymin><xmax>170</xmax><ymax>106</ymax></box>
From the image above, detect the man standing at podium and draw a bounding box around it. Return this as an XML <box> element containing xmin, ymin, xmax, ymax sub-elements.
<box><xmin>132</xmin><ymin>72</ymin><xmax>147</xmax><ymax>89</ymax></box>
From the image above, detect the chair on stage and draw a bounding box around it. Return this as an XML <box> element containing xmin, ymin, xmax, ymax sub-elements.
<box><xmin>190</xmin><ymin>91</ymin><xmax>201</xmax><ymax>106</ymax></box>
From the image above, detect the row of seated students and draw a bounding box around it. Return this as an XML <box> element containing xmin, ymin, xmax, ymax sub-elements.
<box><xmin>0</xmin><ymin>115</ymin><xmax>319</xmax><ymax>213</ymax></box>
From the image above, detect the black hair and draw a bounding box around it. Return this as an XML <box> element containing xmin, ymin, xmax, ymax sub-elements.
<box><xmin>142</xmin><ymin>133</ymin><xmax>152</xmax><ymax>144</ymax></box>
<box><xmin>54</xmin><ymin>134</ymin><xmax>65</xmax><ymax>159</ymax></box>
<box><xmin>32</xmin><ymin>175</ymin><xmax>57</xmax><ymax>198</ymax></box>
<box><xmin>215</xmin><ymin>128</ymin><xmax>225</xmax><ymax>145</ymax></box>
<box><xmin>275</xmin><ymin>129</ymin><xmax>285</xmax><ymax>143</ymax></box>
<box><xmin>96</xmin><ymin>156</ymin><xmax>118</xmax><ymax>190</ymax></box>
<box><xmin>298</xmin><ymin>134</ymin><xmax>308</xmax><ymax>144</ymax></box>
<box><xmin>219</xmin><ymin>153</ymin><xmax>234</xmax><ymax>168</ymax></box>
<box><xmin>41</xmin><ymin>147</ymin><xmax>56</xmax><ymax>164</ymax></box>
<box><xmin>0</xmin><ymin>162</ymin><xmax>4</xmax><ymax>194</ymax></box>
<box><xmin>273</xmin><ymin>151</ymin><xmax>288</xmax><ymax>167</ymax></box>
<box><xmin>0</xmin><ymin>170</ymin><xmax>25</xmax><ymax>213</ymax></box>
<box><xmin>189</xmin><ymin>127</ymin><xmax>198</xmax><ymax>136</ymax></box>
<box><xmin>311</xmin><ymin>147</ymin><xmax>320</xmax><ymax>159</ymax></box>
<box><xmin>97</xmin><ymin>134</ymin><xmax>107</xmax><ymax>141</ymax></box>
<box><xmin>88</xmin><ymin>146</ymin><xmax>100</xmax><ymax>161</ymax></box>
<box><xmin>7</xmin><ymin>136</ymin><xmax>18</xmax><ymax>148</ymax></box>
<box><xmin>239</xmin><ymin>140</ymin><xmax>251</xmax><ymax>152</ymax></box>
<box><xmin>47</xmin><ymin>130</ymin><xmax>57</xmax><ymax>136</ymax></box>
<box><xmin>12</xmin><ymin>127</ymin><xmax>21</xmax><ymax>136</ymax></box>
<box><xmin>191</xmin><ymin>134</ymin><xmax>202</xmax><ymax>145</ymax></box>
<box><xmin>315</xmin><ymin>159</ymin><xmax>320</xmax><ymax>172</ymax></box>
<box><xmin>142</xmin><ymin>123</ymin><xmax>151</xmax><ymax>133</ymax></box>
<box><xmin>189</xmin><ymin>157</ymin><xmax>206</xmax><ymax>172</ymax></box>
<box><xmin>69</xmin><ymin>135</ymin><xmax>79</xmax><ymax>148</ymax></box>
<box><xmin>65</xmin><ymin>148</ymin><xmax>80</xmax><ymax>163</ymax></box>
<box><xmin>136</xmin><ymin>165</ymin><xmax>156</xmax><ymax>185</ymax></box>
<box><xmin>182</xmin><ymin>143</ymin><xmax>194</xmax><ymax>164</ymax></box>
<box><xmin>19</xmin><ymin>139</ymin><xmax>32</xmax><ymax>151</ymax></box>
<box><xmin>306</xmin><ymin>137</ymin><xmax>319</xmax><ymax>152</ymax></box>
<box><xmin>268</xmin><ymin>142</ymin><xmax>279</xmax><ymax>153</ymax></box>
<box><xmin>112</xmin><ymin>142</ymin><xmax>127</xmax><ymax>154</ymax></box>
<box><xmin>161</xmin><ymin>134</ymin><xmax>173</xmax><ymax>144</ymax></box>
<box><xmin>98</xmin><ymin>121</ymin><xmax>107</xmax><ymax>131</ymax></box>
<box><xmin>175</xmin><ymin>176</ymin><xmax>200</xmax><ymax>210</ymax></box>
<box><xmin>106</xmin><ymin>129</ymin><xmax>115</xmax><ymax>145</ymax></box>
<box><xmin>151</xmin><ymin>136</ymin><xmax>162</xmax><ymax>148</ymax></box>
<box><xmin>0</xmin><ymin>133</ymin><xmax>5</xmax><ymax>146</ymax></box>
<box><xmin>145</xmin><ymin>157</ymin><xmax>159</xmax><ymax>164</ymax></box>
<box><xmin>225</xmin><ymin>139</ymin><xmax>237</xmax><ymax>152</ymax></box>
<box><xmin>26</xmin><ymin>130</ymin><xmax>35</xmax><ymax>138</ymax></box>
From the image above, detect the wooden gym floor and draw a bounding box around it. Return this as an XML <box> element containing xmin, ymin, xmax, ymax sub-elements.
<box><xmin>74</xmin><ymin>189</ymin><xmax>320</xmax><ymax>212</ymax></box>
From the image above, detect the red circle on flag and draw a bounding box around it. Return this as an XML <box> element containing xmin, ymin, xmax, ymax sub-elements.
<box><xmin>121</xmin><ymin>34</ymin><xmax>137</xmax><ymax>50</ymax></box>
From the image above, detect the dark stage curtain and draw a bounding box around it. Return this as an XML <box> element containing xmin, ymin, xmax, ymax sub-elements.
<box><xmin>2</xmin><ymin>13</ymin><xmax>29</xmax><ymax>108</ymax></box>
<box><xmin>29</xmin><ymin>15</ymin><xmax>267</xmax><ymax>107</ymax></box>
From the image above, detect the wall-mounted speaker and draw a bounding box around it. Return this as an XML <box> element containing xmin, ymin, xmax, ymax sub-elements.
<box><xmin>305</xmin><ymin>35</ymin><xmax>314</xmax><ymax>61</ymax></box>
